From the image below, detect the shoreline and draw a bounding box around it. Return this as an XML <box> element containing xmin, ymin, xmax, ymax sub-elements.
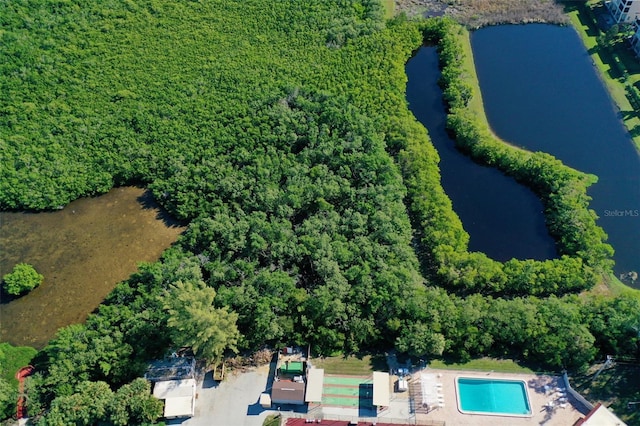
<box><xmin>564</xmin><ymin>1</ymin><xmax>640</xmax><ymax>155</ymax></box>
<box><xmin>394</xmin><ymin>0</ymin><xmax>640</xmax><ymax>155</ymax></box>
<box><xmin>395</xmin><ymin>0</ymin><xmax>568</xmax><ymax>28</ymax></box>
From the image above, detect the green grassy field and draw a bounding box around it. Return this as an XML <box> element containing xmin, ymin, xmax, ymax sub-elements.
<box><xmin>311</xmin><ymin>355</ymin><xmax>385</xmax><ymax>375</ymax></box>
<box><xmin>262</xmin><ymin>414</ymin><xmax>281</xmax><ymax>426</ymax></box>
<box><xmin>1</xmin><ymin>343</ymin><xmax>37</xmax><ymax>387</ymax></box>
<box><xmin>382</xmin><ymin>0</ymin><xmax>395</xmax><ymax>19</ymax></box>
<box><xmin>429</xmin><ymin>357</ymin><xmax>535</xmax><ymax>374</ymax></box>
<box><xmin>457</xmin><ymin>26</ymin><xmax>488</xmax><ymax>125</ymax></box>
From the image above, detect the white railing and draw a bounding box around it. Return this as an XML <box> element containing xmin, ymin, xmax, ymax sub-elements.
<box><xmin>562</xmin><ymin>372</ymin><xmax>594</xmax><ymax>413</ymax></box>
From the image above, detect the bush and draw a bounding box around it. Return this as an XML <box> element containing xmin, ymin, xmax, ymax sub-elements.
<box><xmin>2</xmin><ymin>263</ymin><xmax>43</xmax><ymax>296</ymax></box>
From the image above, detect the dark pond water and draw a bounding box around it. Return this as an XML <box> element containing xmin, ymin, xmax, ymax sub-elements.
<box><xmin>405</xmin><ymin>47</ymin><xmax>557</xmax><ymax>262</ymax></box>
<box><xmin>472</xmin><ymin>24</ymin><xmax>640</xmax><ymax>283</ymax></box>
<box><xmin>0</xmin><ymin>187</ymin><xmax>185</xmax><ymax>349</ymax></box>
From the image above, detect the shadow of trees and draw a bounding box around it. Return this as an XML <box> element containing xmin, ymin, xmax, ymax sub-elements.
<box><xmin>572</xmin><ymin>362</ymin><xmax>640</xmax><ymax>425</ymax></box>
<box><xmin>136</xmin><ymin>188</ymin><xmax>187</xmax><ymax>229</ymax></box>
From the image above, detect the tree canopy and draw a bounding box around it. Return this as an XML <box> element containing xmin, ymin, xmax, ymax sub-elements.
<box><xmin>163</xmin><ymin>280</ymin><xmax>240</xmax><ymax>363</ymax></box>
<box><xmin>3</xmin><ymin>263</ymin><xmax>43</xmax><ymax>296</ymax></box>
<box><xmin>1</xmin><ymin>1</ymin><xmax>638</xmax><ymax>423</ymax></box>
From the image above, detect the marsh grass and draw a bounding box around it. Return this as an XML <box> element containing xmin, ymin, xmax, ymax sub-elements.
<box><xmin>396</xmin><ymin>0</ymin><xmax>567</xmax><ymax>28</ymax></box>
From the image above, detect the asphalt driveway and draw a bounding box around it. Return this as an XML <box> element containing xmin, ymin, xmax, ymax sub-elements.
<box><xmin>167</xmin><ymin>364</ymin><xmax>275</xmax><ymax>426</ymax></box>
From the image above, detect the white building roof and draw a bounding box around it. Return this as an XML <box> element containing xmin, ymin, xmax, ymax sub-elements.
<box><xmin>153</xmin><ymin>379</ymin><xmax>196</xmax><ymax>418</ymax></box>
<box><xmin>305</xmin><ymin>368</ymin><xmax>324</xmax><ymax>402</ymax></box>
<box><xmin>153</xmin><ymin>379</ymin><xmax>196</xmax><ymax>398</ymax></box>
<box><xmin>372</xmin><ymin>371</ymin><xmax>390</xmax><ymax>407</ymax></box>
<box><xmin>577</xmin><ymin>403</ymin><xmax>627</xmax><ymax>426</ymax></box>
<box><xmin>164</xmin><ymin>396</ymin><xmax>195</xmax><ymax>418</ymax></box>
<box><xmin>260</xmin><ymin>393</ymin><xmax>272</xmax><ymax>407</ymax></box>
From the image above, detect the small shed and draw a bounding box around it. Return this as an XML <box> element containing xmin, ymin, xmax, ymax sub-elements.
<box><xmin>152</xmin><ymin>379</ymin><xmax>196</xmax><ymax>419</ymax></box>
<box><xmin>259</xmin><ymin>393</ymin><xmax>272</xmax><ymax>408</ymax></box>
<box><xmin>272</xmin><ymin>381</ymin><xmax>306</xmax><ymax>405</ymax></box>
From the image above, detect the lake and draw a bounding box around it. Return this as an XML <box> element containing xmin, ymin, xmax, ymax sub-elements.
<box><xmin>405</xmin><ymin>46</ymin><xmax>557</xmax><ymax>262</ymax></box>
<box><xmin>0</xmin><ymin>187</ymin><xmax>185</xmax><ymax>349</ymax></box>
<box><xmin>472</xmin><ymin>24</ymin><xmax>640</xmax><ymax>283</ymax></box>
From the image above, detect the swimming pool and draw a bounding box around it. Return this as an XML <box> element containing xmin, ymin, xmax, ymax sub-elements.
<box><xmin>456</xmin><ymin>377</ymin><xmax>532</xmax><ymax>417</ymax></box>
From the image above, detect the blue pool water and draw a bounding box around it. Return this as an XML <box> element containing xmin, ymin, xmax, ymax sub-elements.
<box><xmin>457</xmin><ymin>378</ymin><xmax>531</xmax><ymax>416</ymax></box>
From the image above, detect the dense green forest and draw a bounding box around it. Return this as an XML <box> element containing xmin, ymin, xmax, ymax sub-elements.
<box><xmin>1</xmin><ymin>0</ymin><xmax>639</xmax><ymax>423</ymax></box>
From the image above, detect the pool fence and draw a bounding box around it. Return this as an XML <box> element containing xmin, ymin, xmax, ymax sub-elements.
<box><xmin>562</xmin><ymin>372</ymin><xmax>594</xmax><ymax>414</ymax></box>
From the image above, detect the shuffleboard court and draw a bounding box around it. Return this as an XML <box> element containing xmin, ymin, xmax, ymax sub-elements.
<box><xmin>323</xmin><ymin>395</ymin><xmax>360</xmax><ymax>407</ymax></box>
<box><xmin>323</xmin><ymin>386</ymin><xmax>360</xmax><ymax>396</ymax></box>
<box><xmin>321</xmin><ymin>374</ymin><xmax>374</xmax><ymax>408</ymax></box>
<box><xmin>323</xmin><ymin>375</ymin><xmax>372</xmax><ymax>386</ymax></box>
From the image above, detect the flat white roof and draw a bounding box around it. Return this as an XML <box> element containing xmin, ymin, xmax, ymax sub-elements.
<box><xmin>372</xmin><ymin>371</ymin><xmax>390</xmax><ymax>407</ymax></box>
<box><xmin>260</xmin><ymin>393</ymin><xmax>272</xmax><ymax>405</ymax></box>
<box><xmin>305</xmin><ymin>368</ymin><xmax>324</xmax><ymax>402</ymax></box>
<box><xmin>164</xmin><ymin>395</ymin><xmax>194</xmax><ymax>418</ymax></box>
<box><xmin>580</xmin><ymin>404</ymin><xmax>627</xmax><ymax>426</ymax></box>
<box><xmin>153</xmin><ymin>379</ymin><xmax>196</xmax><ymax>418</ymax></box>
<box><xmin>153</xmin><ymin>379</ymin><xmax>196</xmax><ymax>399</ymax></box>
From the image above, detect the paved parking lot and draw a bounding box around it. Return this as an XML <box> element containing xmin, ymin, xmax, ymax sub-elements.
<box><xmin>167</xmin><ymin>364</ymin><xmax>275</xmax><ymax>426</ymax></box>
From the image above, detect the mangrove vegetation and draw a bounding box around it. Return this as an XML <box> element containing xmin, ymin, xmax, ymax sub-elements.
<box><xmin>1</xmin><ymin>0</ymin><xmax>638</xmax><ymax>423</ymax></box>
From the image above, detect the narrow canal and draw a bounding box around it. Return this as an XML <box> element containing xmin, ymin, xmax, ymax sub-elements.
<box><xmin>472</xmin><ymin>24</ymin><xmax>640</xmax><ymax>283</ymax></box>
<box><xmin>405</xmin><ymin>46</ymin><xmax>557</xmax><ymax>262</ymax></box>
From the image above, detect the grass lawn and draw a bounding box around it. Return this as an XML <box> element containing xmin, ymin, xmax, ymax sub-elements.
<box><xmin>429</xmin><ymin>357</ymin><xmax>535</xmax><ymax>374</ymax></box>
<box><xmin>382</xmin><ymin>0</ymin><xmax>395</xmax><ymax>20</ymax></box>
<box><xmin>599</xmin><ymin>273</ymin><xmax>640</xmax><ymax>299</ymax></box>
<box><xmin>0</xmin><ymin>343</ymin><xmax>37</xmax><ymax>387</ymax></box>
<box><xmin>456</xmin><ymin>26</ymin><xmax>489</xmax><ymax>125</ymax></box>
<box><xmin>564</xmin><ymin>0</ymin><xmax>640</xmax><ymax>153</ymax></box>
<box><xmin>262</xmin><ymin>414</ymin><xmax>281</xmax><ymax>426</ymax></box>
<box><xmin>311</xmin><ymin>354</ymin><xmax>386</xmax><ymax>375</ymax></box>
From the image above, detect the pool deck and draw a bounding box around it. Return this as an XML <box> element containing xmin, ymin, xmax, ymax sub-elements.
<box><xmin>413</xmin><ymin>369</ymin><xmax>586</xmax><ymax>426</ymax></box>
